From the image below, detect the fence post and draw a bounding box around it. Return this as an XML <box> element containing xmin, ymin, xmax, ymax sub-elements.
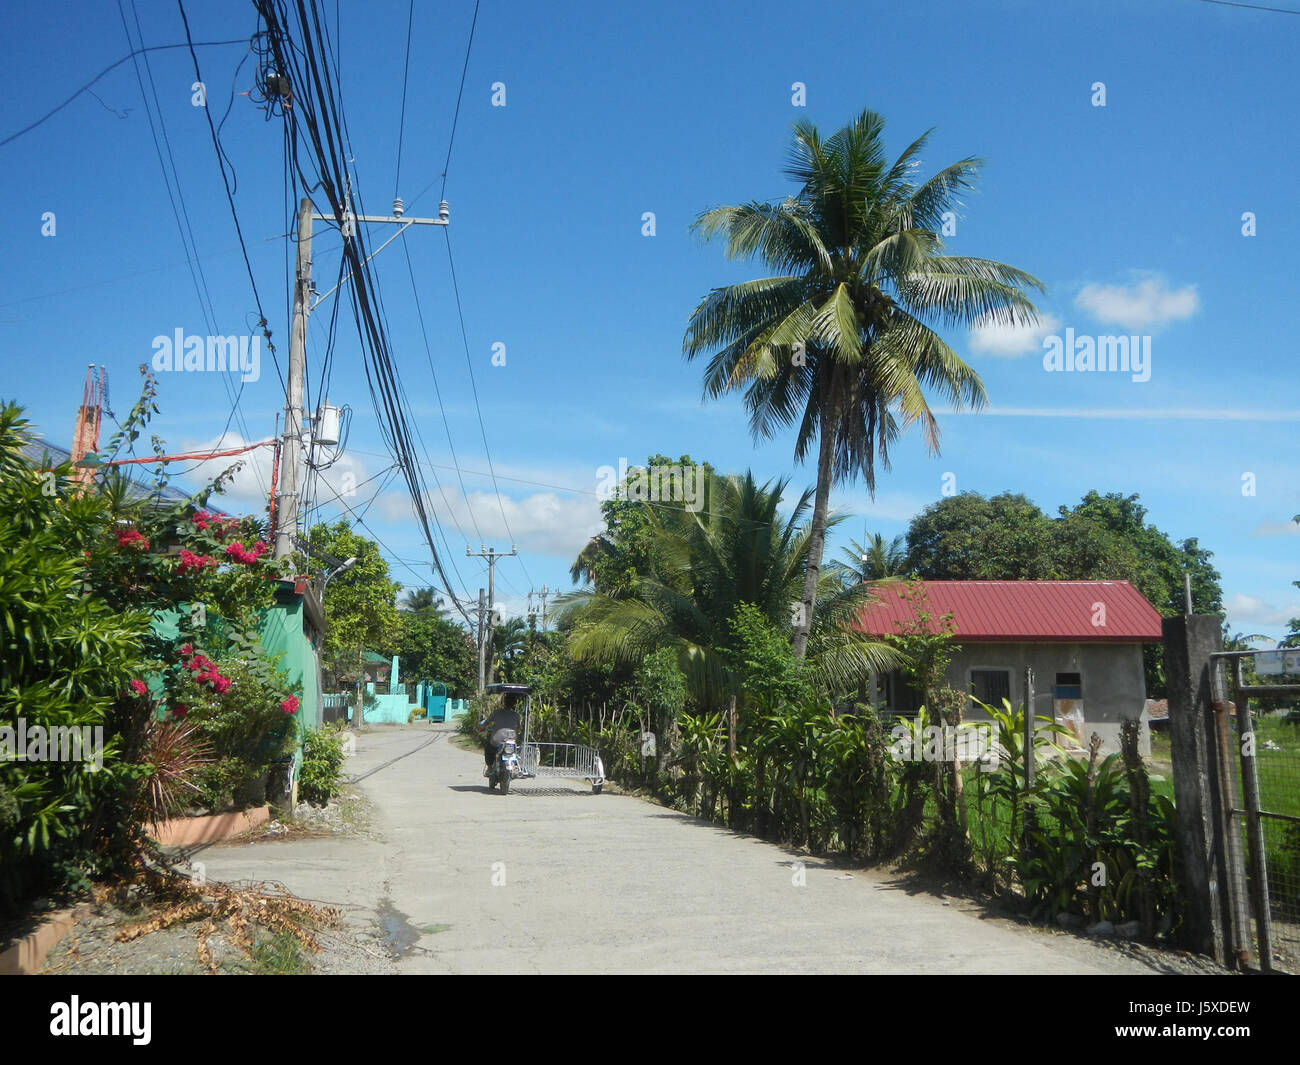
<box><xmin>1021</xmin><ymin>668</ymin><xmax>1035</xmax><ymax>869</ymax></box>
<box><xmin>1163</xmin><ymin>615</ymin><xmax>1242</xmax><ymax>967</ymax></box>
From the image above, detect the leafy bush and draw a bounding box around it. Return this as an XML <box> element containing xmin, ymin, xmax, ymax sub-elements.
<box><xmin>0</xmin><ymin>403</ymin><xmax>153</xmax><ymax>913</ymax></box>
<box><xmin>299</xmin><ymin>725</ymin><xmax>347</xmax><ymax>806</ymax></box>
<box><xmin>173</xmin><ymin>656</ymin><xmax>300</xmax><ymax>811</ymax></box>
<box><xmin>1016</xmin><ymin>738</ymin><xmax>1179</xmax><ymax>932</ymax></box>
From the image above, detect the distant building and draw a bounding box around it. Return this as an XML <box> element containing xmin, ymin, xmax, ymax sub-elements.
<box><xmin>854</xmin><ymin>580</ymin><xmax>1164</xmax><ymax>756</ymax></box>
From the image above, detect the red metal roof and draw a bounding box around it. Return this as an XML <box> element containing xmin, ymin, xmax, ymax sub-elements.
<box><xmin>853</xmin><ymin>580</ymin><xmax>1164</xmax><ymax>643</ymax></box>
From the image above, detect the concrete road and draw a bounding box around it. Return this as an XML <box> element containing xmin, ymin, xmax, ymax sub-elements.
<box><xmin>194</xmin><ymin>724</ymin><xmax>1193</xmax><ymax>974</ymax></box>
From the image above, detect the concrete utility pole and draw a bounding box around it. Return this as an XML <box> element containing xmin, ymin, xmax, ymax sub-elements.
<box><xmin>273</xmin><ymin>195</ymin><xmax>450</xmax><ymax>560</ymax></box>
<box><xmin>275</xmin><ymin>198</ymin><xmax>312</xmax><ymax>560</ymax></box>
<box><xmin>476</xmin><ymin>588</ymin><xmax>487</xmax><ymax>694</ymax></box>
<box><xmin>468</xmin><ymin>544</ymin><xmax>517</xmax><ymax>688</ymax></box>
<box><xmin>537</xmin><ymin>584</ymin><xmax>553</xmax><ymax>631</ymax></box>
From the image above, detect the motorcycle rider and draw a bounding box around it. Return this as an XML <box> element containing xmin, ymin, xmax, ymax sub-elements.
<box><xmin>482</xmin><ymin>691</ymin><xmax>523</xmax><ymax>771</ymax></box>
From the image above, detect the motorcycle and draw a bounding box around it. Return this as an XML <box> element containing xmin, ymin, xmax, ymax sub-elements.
<box><xmin>485</xmin><ymin>727</ymin><xmax>520</xmax><ymax>795</ymax></box>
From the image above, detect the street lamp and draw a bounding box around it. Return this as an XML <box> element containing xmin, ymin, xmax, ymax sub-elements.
<box><xmin>323</xmin><ymin>556</ymin><xmax>357</xmax><ymax>588</ymax></box>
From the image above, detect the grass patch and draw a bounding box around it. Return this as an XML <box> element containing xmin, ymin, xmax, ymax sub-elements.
<box><xmin>249</xmin><ymin>927</ymin><xmax>310</xmax><ymax>975</ymax></box>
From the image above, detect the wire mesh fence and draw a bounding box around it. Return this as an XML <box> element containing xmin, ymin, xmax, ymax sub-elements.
<box><xmin>1215</xmin><ymin>652</ymin><xmax>1300</xmax><ymax>973</ymax></box>
<box><xmin>1238</xmin><ymin>706</ymin><xmax>1300</xmax><ymax>973</ymax></box>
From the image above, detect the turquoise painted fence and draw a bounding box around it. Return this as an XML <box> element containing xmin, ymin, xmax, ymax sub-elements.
<box><xmin>323</xmin><ymin>681</ymin><xmax>466</xmax><ymax>725</ymax></box>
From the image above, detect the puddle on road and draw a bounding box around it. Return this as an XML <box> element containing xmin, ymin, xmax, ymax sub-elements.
<box><xmin>375</xmin><ymin>898</ymin><xmax>423</xmax><ymax>956</ymax></box>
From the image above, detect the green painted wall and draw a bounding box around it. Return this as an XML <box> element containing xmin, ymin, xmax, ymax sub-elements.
<box><xmin>148</xmin><ymin>592</ymin><xmax>322</xmax><ymax>765</ymax></box>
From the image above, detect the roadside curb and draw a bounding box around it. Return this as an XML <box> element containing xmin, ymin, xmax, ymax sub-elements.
<box><xmin>0</xmin><ymin>902</ymin><xmax>91</xmax><ymax>975</ymax></box>
<box><xmin>149</xmin><ymin>807</ymin><xmax>271</xmax><ymax>847</ymax></box>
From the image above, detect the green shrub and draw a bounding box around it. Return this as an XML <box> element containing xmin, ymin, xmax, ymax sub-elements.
<box><xmin>0</xmin><ymin>403</ymin><xmax>153</xmax><ymax>913</ymax></box>
<box><xmin>299</xmin><ymin>725</ymin><xmax>347</xmax><ymax>806</ymax></box>
<box><xmin>173</xmin><ymin>657</ymin><xmax>299</xmax><ymax>811</ymax></box>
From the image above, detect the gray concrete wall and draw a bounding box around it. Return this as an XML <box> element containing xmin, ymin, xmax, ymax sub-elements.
<box><xmin>943</xmin><ymin>642</ymin><xmax>1150</xmax><ymax>756</ymax></box>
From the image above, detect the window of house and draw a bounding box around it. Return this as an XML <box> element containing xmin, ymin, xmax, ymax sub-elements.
<box><xmin>969</xmin><ymin>668</ymin><xmax>1011</xmax><ymax>707</ymax></box>
<box><xmin>1054</xmin><ymin>672</ymin><xmax>1082</xmax><ymax>699</ymax></box>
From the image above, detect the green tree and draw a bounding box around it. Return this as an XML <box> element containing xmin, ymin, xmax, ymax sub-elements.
<box><xmin>491</xmin><ymin>616</ymin><xmax>529</xmax><ymax>683</ymax></box>
<box><xmin>0</xmin><ymin>403</ymin><xmax>152</xmax><ymax>910</ymax></box>
<box><xmin>400</xmin><ymin>586</ymin><xmax>445</xmax><ymax>616</ymax></box>
<box><xmin>1055</xmin><ymin>492</ymin><xmax>1223</xmax><ymax>617</ymax></box>
<box><xmin>905</xmin><ymin>492</ymin><xmax>1057</xmax><ymax>579</ymax></box>
<box><xmin>563</xmin><ymin>469</ymin><xmax>900</xmax><ymax>709</ymax></box>
<box><xmin>835</xmin><ymin>531</ymin><xmax>909</xmax><ymax>584</ymax></box>
<box><xmin>570</xmin><ymin>454</ymin><xmax>713</xmax><ymax>595</ymax></box>
<box><xmin>395</xmin><ymin>612</ymin><xmax>476</xmax><ymax>697</ymax></box>
<box><xmin>309</xmin><ymin>522</ymin><xmax>400</xmax><ymax>724</ymax></box>
<box><xmin>683</xmin><ymin>109</ymin><xmax>1041</xmax><ymax>657</ymax></box>
<box><xmin>309</xmin><ymin>521</ymin><xmax>400</xmax><ymax>669</ymax></box>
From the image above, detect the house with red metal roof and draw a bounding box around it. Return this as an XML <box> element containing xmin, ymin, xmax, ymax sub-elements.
<box><xmin>854</xmin><ymin>580</ymin><xmax>1165</xmax><ymax>755</ymax></box>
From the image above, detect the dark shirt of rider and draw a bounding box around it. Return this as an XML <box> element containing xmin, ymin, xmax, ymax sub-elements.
<box><xmin>483</xmin><ymin>706</ymin><xmax>521</xmax><ymax>763</ymax></box>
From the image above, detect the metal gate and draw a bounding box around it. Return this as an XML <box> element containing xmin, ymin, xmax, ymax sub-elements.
<box><xmin>1212</xmin><ymin>650</ymin><xmax>1300</xmax><ymax>973</ymax></box>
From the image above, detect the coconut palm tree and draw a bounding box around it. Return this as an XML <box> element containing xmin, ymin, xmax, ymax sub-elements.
<box><xmin>561</xmin><ymin>470</ymin><xmax>900</xmax><ymax>709</ymax></box>
<box><xmin>834</xmin><ymin>531</ymin><xmax>908</xmax><ymax>585</ymax></box>
<box><xmin>400</xmin><ymin>586</ymin><xmax>444</xmax><ymax>616</ymax></box>
<box><xmin>683</xmin><ymin>109</ymin><xmax>1042</xmax><ymax>657</ymax></box>
<box><xmin>491</xmin><ymin>616</ymin><xmax>529</xmax><ymax>683</ymax></box>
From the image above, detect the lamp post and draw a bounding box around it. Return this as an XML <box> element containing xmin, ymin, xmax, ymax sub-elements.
<box><xmin>323</xmin><ymin>556</ymin><xmax>357</xmax><ymax>589</ymax></box>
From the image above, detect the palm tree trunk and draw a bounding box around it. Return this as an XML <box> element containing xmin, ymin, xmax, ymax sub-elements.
<box><xmin>793</xmin><ymin>392</ymin><xmax>837</xmax><ymax>659</ymax></box>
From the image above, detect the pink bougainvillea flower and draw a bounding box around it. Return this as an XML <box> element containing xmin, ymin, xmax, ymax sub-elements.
<box><xmin>224</xmin><ymin>541</ymin><xmax>261</xmax><ymax>565</ymax></box>
<box><xmin>180</xmin><ymin>644</ymin><xmax>193</xmax><ymax>656</ymax></box>
<box><xmin>129</xmin><ymin>679</ymin><xmax>148</xmax><ymax>697</ymax></box>
<box><xmin>184</xmin><ymin>653</ymin><xmax>214</xmax><ymax>674</ymax></box>
<box><xmin>199</xmin><ymin>668</ymin><xmax>231</xmax><ymax>694</ymax></box>
<box><xmin>280</xmin><ymin>696</ymin><xmax>299</xmax><ymax>715</ymax></box>
<box><xmin>115</xmin><ymin>528</ymin><xmax>150</xmax><ymax>551</ymax></box>
<box><xmin>177</xmin><ymin>549</ymin><xmax>218</xmax><ymax>575</ymax></box>
<box><xmin>225</xmin><ymin>539</ymin><xmax>269</xmax><ymax>565</ymax></box>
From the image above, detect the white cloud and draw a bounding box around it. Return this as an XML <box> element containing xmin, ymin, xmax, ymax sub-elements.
<box><xmin>177</xmin><ymin>433</ymin><xmax>277</xmax><ymax>513</ymax></box>
<box><xmin>378</xmin><ymin>488</ymin><xmax>603</xmax><ymax>561</ymax></box>
<box><xmin>1251</xmin><ymin>519</ymin><xmax>1300</xmax><ymax>537</ymax></box>
<box><xmin>1225</xmin><ymin>593</ymin><xmax>1300</xmax><ymax>630</ymax></box>
<box><xmin>968</xmin><ymin>312</ymin><xmax>1061</xmax><ymax>357</ymax></box>
<box><xmin>179</xmin><ymin>434</ymin><xmax>374</xmax><ymax>522</ymax></box>
<box><xmin>1074</xmin><ymin>277</ymin><xmax>1198</xmax><ymax>330</ymax></box>
<box><xmin>935</xmin><ymin>406</ymin><xmax>1300</xmax><ymax>422</ymax></box>
<box><xmin>830</xmin><ymin>490</ymin><xmax>933</xmax><ymax>525</ymax></box>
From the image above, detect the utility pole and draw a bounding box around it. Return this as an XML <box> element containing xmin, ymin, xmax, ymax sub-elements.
<box><xmin>538</xmin><ymin>584</ymin><xmax>553</xmax><ymax>631</ymax></box>
<box><xmin>476</xmin><ymin>588</ymin><xmax>487</xmax><ymax>695</ymax></box>
<box><xmin>273</xmin><ymin>195</ymin><xmax>449</xmax><ymax>560</ymax></box>
<box><xmin>275</xmin><ymin>198</ymin><xmax>312</xmax><ymax>561</ymax></box>
<box><xmin>468</xmin><ymin>544</ymin><xmax>516</xmax><ymax>689</ymax></box>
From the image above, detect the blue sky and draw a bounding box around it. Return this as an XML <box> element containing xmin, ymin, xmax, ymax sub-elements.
<box><xmin>2</xmin><ymin>0</ymin><xmax>1297</xmax><ymax>636</ymax></box>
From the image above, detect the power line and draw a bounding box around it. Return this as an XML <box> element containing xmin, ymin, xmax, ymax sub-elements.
<box><xmin>442</xmin><ymin>227</ymin><xmax>534</xmax><ymax>589</ymax></box>
<box><xmin>393</xmin><ymin>0</ymin><xmax>415</xmax><ymax>197</ymax></box>
<box><xmin>1188</xmin><ymin>0</ymin><xmax>1300</xmax><ymax>13</ymax></box>
<box><xmin>258</xmin><ymin>0</ymin><xmax>475</xmax><ymax>623</ymax></box>
<box><xmin>401</xmin><ymin>238</ymin><xmax>484</xmax><ymax>545</ymax></box>
<box><xmin>0</xmin><ymin>37</ymin><xmax>249</xmax><ymax>148</ymax></box>
<box><xmin>311</xmin><ymin>456</ymin><xmax>473</xmax><ymax>599</ymax></box>
<box><xmin>176</xmin><ymin>0</ymin><xmax>286</xmax><ymax>396</ymax></box>
<box><xmin>404</xmin><ymin>0</ymin><xmax>481</xmax><ymax>213</ymax></box>
<box><xmin>119</xmin><ymin>0</ymin><xmax>266</xmax><ymax>500</ymax></box>
<box><xmin>344</xmin><ymin>447</ymin><xmax>766</xmax><ymax>527</ymax></box>
<box><xmin>0</xmin><ymin>231</ymin><xmax>343</xmax><ymax>311</ymax></box>
<box><xmin>440</xmin><ymin>0</ymin><xmax>481</xmax><ymax>200</ymax></box>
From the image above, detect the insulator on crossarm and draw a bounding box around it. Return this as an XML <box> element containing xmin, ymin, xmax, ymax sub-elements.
<box><xmin>392</xmin><ymin>197</ymin><xmax>404</xmax><ymax>217</ymax></box>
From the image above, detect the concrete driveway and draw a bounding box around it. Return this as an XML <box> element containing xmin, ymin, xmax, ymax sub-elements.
<box><xmin>193</xmin><ymin>724</ymin><xmax>1197</xmax><ymax>975</ymax></box>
